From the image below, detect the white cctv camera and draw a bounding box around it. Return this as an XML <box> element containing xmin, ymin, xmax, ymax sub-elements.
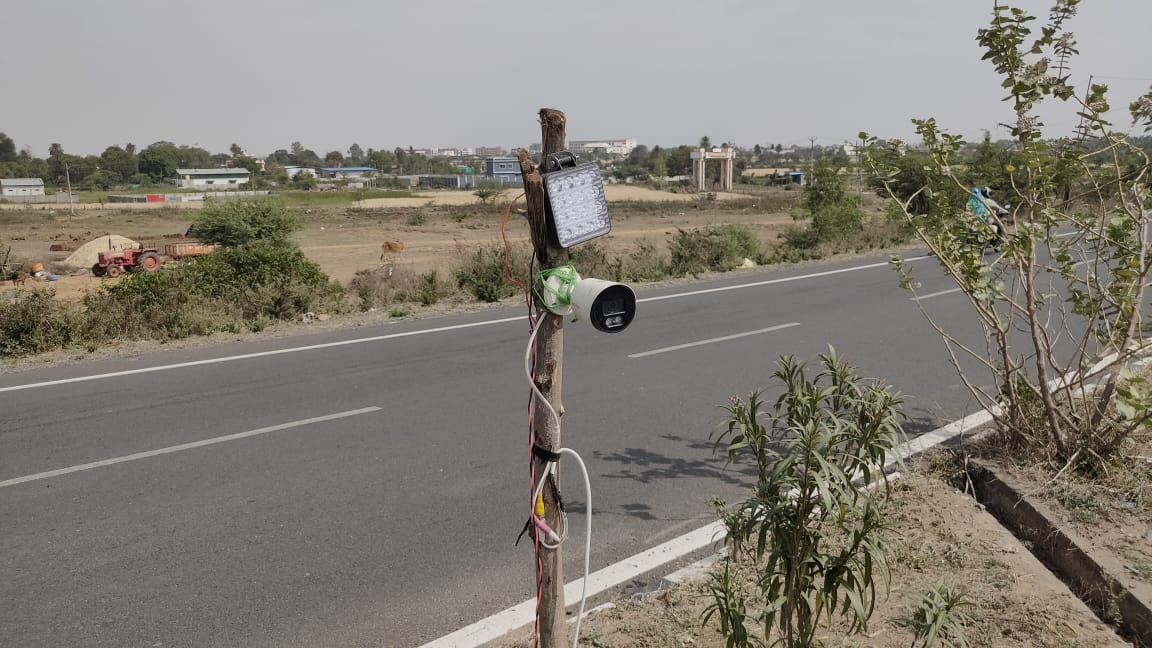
<box><xmin>542</xmin><ymin>268</ymin><xmax>636</xmax><ymax>333</ymax></box>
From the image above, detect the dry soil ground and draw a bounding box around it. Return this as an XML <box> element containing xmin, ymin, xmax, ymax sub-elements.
<box><xmin>0</xmin><ymin>186</ymin><xmax>794</xmax><ymax>301</ymax></box>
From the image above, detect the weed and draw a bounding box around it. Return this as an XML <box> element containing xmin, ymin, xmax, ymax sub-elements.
<box><xmin>405</xmin><ymin>212</ymin><xmax>428</xmax><ymax>226</ymax></box>
<box><xmin>894</xmin><ymin>581</ymin><xmax>975</xmax><ymax>648</ymax></box>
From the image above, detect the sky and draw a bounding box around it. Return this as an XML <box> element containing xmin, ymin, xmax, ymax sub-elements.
<box><xmin>1</xmin><ymin>0</ymin><xmax>1149</xmax><ymax>157</ymax></box>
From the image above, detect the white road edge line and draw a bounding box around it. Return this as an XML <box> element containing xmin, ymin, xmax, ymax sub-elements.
<box><xmin>0</xmin><ymin>407</ymin><xmax>381</xmax><ymax>489</ymax></box>
<box><xmin>0</xmin><ymin>256</ymin><xmax>933</xmax><ymax>394</ymax></box>
<box><xmin>628</xmin><ymin>323</ymin><xmax>802</xmax><ymax>358</ymax></box>
<box><xmin>910</xmin><ymin>287</ymin><xmax>963</xmax><ymax>302</ymax></box>
<box><xmin>417</xmin><ymin>405</ymin><xmax>992</xmax><ymax>648</ymax></box>
<box><xmin>637</xmin><ymin>255</ymin><xmax>933</xmax><ymax>303</ymax></box>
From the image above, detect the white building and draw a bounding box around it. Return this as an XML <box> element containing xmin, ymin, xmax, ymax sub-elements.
<box><xmin>174</xmin><ymin>168</ymin><xmax>251</xmax><ymax>189</ymax></box>
<box><xmin>569</xmin><ymin>138</ymin><xmax>638</xmax><ymax>157</ymax></box>
<box><xmin>0</xmin><ymin>178</ymin><xmax>46</xmax><ymax>197</ymax></box>
<box><xmin>283</xmin><ymin>166</ymin><xmax>318</xmax><ymax>178</ymax></box>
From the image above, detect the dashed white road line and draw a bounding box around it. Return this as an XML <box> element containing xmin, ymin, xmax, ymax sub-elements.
<box><xmin>628</xmin><ymin>323</ymin><xmax>801</xmax><ymax>358</ymax></box>
<box><xmin>0</xmin><ymin>407</ymin><xmax>381</xmax><ymax>489</ymax></box>
<box><xmin>910</xmin><ymin>287</ymin><xmax>964</xmax><ymax>301</ymax></box>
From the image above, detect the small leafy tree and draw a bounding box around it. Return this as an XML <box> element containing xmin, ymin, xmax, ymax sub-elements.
<box><xmin>473</xmin><ymin>179</ymin><xmax>505</xmax><ymax>204</ymax></box>
<box><xmin>187</xmin><ymin>197</ymin><xmax>301</xmax><ymax>248</ymax></box>
<box><xmin>705</xmin><ymin>350</ymin><xmax>904</xmax><ymax>648</ymax></box>
<box><xmin>798</xmin><ymin>159</ymin><xmax>864</xmax><ymax>244</ymax></box>
<box><xmin>864</xmin><ymin>0</ymin><xmax>1152</xmax><ymax>471</ymax></box>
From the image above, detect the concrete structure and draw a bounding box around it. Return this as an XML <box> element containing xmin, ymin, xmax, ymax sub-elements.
<box><xmin>690</xmin><ymin>146</ymin><xmax>736</xmax><ymax>191</ymax></box>
<box><xmin>319</xmin><ymin>167</ymin><xmax>377</xmax><ymax>180</ymax></box>
<box><xmin>484</xmin><ymin>157</ymin><xmax>523</xmax><ymax>185</ymax></box>
<box><xmin>174</xmin><ymin>168</ymin><xmax>251</xmax><ymax>189</ymax></box>
<box><xmin>0</xmin><ymin>178</ymin><xmax>46</xmax><ymax>198</ymax></box>
<box><xmin>283</xmin><ymin>166</ymin><xmax>318</xmax><ymax>178</ymax></box>
<box><xmin>569</xmin><ymin>138</ymin><xmax>638</xmax><ymax>157</ymax></box>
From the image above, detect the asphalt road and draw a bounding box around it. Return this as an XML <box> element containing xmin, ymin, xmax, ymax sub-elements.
<box><xmin>1</xmin><ymin>250</ymin><xmax>1000</xmax><ymax>647</ymax></box>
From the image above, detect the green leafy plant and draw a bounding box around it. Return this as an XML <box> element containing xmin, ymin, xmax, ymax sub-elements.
<box><xmin>893</xmin><ymin>581</ymin><xmax>975</xmax><ymax>648</ymax></box>
<box><xmin>707</xmin><ymin>349</ymin><xmax>904</xmax><ymax>648</ymax></box>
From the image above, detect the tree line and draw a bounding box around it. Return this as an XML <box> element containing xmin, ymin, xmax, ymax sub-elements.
<box><xmin>0</xmin><ymin>134</ymin><xmax>461</xmax><ymax>191</ymax></box>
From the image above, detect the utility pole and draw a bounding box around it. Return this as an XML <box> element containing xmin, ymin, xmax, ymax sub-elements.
<box><xmin>64</xmin><ymin>161</ymin><xmax>74</xmax><ymax>215</ymax></box>
<box><xmin>808</xmin><ymin>136</ymin><xmax>817</xmax><ymax>168</ymax></box>
<box><xmin>516</xmin><ymin>108</ymin><xmax>569</xmax><ymax>648</ymax></box>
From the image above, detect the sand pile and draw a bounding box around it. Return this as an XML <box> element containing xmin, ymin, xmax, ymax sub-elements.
<box><xmin>62</xmin><ymin>235</ymin><xmax>139</xmax><ymax>269</ymax></box>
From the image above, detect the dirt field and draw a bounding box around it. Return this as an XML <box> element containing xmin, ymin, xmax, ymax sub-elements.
<box><xmin>1</xmin><ymin>186</ymin><xmax>797</xmax><ymax>301</ymax></box>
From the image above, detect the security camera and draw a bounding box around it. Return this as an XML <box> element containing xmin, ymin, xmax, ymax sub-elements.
<box><xmin>542</xmin><ymin>267</ymin><xmax>636</xmax><ymax>333</ymax></box>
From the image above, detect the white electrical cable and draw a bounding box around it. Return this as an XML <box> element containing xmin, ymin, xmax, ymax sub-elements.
<box><xmin>523</xmin><ymin>315</ymin><xmax>594</xmax><ymax>648</ymax></box>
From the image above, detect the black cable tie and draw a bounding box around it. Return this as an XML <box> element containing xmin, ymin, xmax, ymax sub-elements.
<box><xmin>532</xmin><ymin>445</ymin><xmax>562</xmax><ymax>463</ymax></box>
<box><xmin>514</xmin><ymin>517</ymin><xmax>533</xmax><ymax>547</ymax></box>
<box><xmin>549</xmin><ymin>475</ymin><xmax>565</xmax><ymax>513</ymax></box>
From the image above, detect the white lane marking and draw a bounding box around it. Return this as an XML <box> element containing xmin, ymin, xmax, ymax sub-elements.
<box><xmin>420</xmin><ymin>398</ymin><xmax>1002</xmax><ymax>648</ymax></box>
<box><xmin>0</xmin><ymin>407</ymin><xmax>381</xmax><ymax>489</ymax></box>
<box><xmin>637</xmin><ymin>255</ymin><xmax>933</xmax><ymax>304</ymax></box>
<box><xmin>1</xmin><ymin>255</ymin><xmax>933</xmax><ymax>394</ymax></box>
<box><xmin>1055</xmin><ymin>231</ymin><xmax>1078</xmax><ymax>238</ymax></box>
<box><xmin>628</xmin><ymin>323</ymin><xmax>801</xmax><ymax>358</ymax></box>
<box><xmin>910</xmin><ymin>287</ymin><xmax>963</xmax><ymax>301</ymax></box>
<box><xmin>417</xmin><ymin>520</ymin><xmax>726</xmax><ymax>648</ymax></box>
<box><xmin>0</xmin><ymin>317</ymin><xmax>525</xmax><ymax>394</ymax></box>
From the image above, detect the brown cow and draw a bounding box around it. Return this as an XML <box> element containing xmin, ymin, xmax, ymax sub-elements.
<box><xmin>10</xmin><ymin>271</ymin><xmax>29</xmax><ymax>287</ymax></box>
<box><xmin>380</xmin><ymin>240</ymin><xmax>405</xmax><ymax>262</ymax></box>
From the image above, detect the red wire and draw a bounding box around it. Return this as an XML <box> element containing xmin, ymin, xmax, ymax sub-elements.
<box><xmin>504</xmin><ymin>192</ymin><xmax>544</xmax><ymax>646</ymax></box>
<box><xmin>501</xmin><ymin>193</ymin><xmax>532</xmax><ymax>316</ymax></box>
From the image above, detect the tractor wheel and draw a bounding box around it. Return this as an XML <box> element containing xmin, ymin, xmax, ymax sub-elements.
<box><xmin>91</xmin><ymin>263</ymin><xmax>106</xmax><ymax>277</ymax></box>
<box><xmin>138</xmin><ymin>252</ymin><xmax>160</xmax><ymax>272</ymax></box>
<box><xmin>105</xmin><ymin>265</ymin><xmax>122</xmax><ymax>278</ymax></box>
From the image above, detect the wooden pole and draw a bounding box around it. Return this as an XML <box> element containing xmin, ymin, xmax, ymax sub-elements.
<box><xmin>517</xmin><ymin>107</ymin><xmax>569</xmax><ymax>648</ymax></box>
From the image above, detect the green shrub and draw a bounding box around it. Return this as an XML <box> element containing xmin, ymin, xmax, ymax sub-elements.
<box><xmin>620</xmin><ymin>240</ymin><xmax>669</xmax><ymax>282</ymax></box>
<box><xmin>453</xmin><ymin>244</ymin><xmax>531</xmax><ymax>302</ymax></box>
<box><xmin>668</xmin><ymin>224</ymin><xmax>764</xmax><ymax>276</ymax></box>
<box><xmin>568</xmin><ymin>242</ymin><xmax>622</xmax><ymax>281</ymax></box>
<box><xmin>186</xmin><ymin>197</ymin><xmax>301</xmax><ymax>247</ymax></box>
<box><xmin>406</xmin><ymin>211</ymin><xmax>428</xmax><ymax>226</ymax></box>
<box><xmin>415</xmin><ymin>269</ymin><xmax>450</xmax><ymax>306</ymax></box>
<box><xmin>0</xmin><ymin>289</ymin><xmax>85</xmax><ymax>357</ymax></box>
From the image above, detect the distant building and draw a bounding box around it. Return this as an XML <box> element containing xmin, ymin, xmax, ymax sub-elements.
<box><xmin>283</xmin><ymin>166</ymin><xmax>318</xmax><ymax>178</ymax></box>
<box><xmin>174</xmin><ymin>168</ymin><xmax>251</xmax><ymax>189</ymax></box>
<box><xmin>0</xmin><ymin>177</ymin><xmax>46</xmax><ymax>197</ymax></box>
<box><xmin>569</xmin><ymin>138</ymin><xmax>638</xmax><ymax>157</ymax></box>
<box><xmin>320</xmin><ymin>167</ymin><xmax>378</xmax><ymax>180</ymax></box>
<box><xmin>484</xmin><ymin>157</ymin><xmax>522</xmax><ymax>185</ymax></box>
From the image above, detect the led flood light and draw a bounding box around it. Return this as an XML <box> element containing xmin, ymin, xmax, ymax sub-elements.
<box><xmin>541</xmin><ymin>152</ymin><xmax>610</xmax><ymax>248</ymax></box>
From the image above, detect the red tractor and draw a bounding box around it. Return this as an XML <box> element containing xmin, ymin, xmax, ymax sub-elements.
<box><xmin>91</xmin><ymin>245</ymin><xmax>161</xmax><ymax>278</ymax></box>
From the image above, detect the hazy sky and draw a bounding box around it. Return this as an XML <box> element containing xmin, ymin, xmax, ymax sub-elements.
<box><xmin>2</xmin><ymin>1</ymin><xmax>1149</xmax><ymax>157</ymax></box>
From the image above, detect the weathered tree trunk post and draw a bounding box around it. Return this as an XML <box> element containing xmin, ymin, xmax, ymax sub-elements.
<box><xmin>517</xmin><ymin>108</ymin><xmax>569</xmax><ymax>648</ymax></box>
